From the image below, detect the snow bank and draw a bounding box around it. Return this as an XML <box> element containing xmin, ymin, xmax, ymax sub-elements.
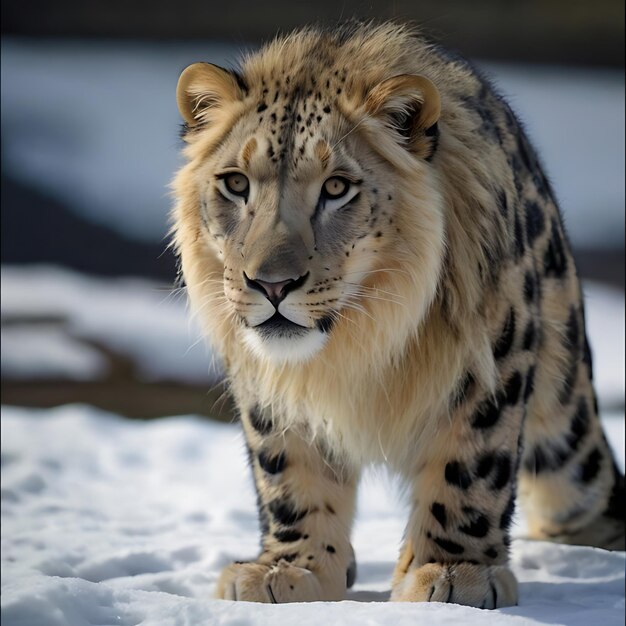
<box><xmin>1</xmin><ymin>405</ymin><xmax>624</xmax><ymax>626</ymax></box>
<box><xmin>1</xmin><ymin>265</ymin><xmax>220</xmax><ymax>384</ymax></box>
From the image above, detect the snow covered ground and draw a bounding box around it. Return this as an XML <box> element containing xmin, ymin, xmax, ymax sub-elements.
<box><xmin>1</xmin><ymin>405</ymin><xmax>624</xmax><ymax>626</ymax></box>
<box><xmin>1</xmin><ymin>267</ymin><xmax>625</xmax><ymax>624</ymax></box>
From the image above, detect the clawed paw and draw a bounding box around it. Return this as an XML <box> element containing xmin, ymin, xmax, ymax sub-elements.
<box><xmin>216</xmin><ymin>560</ymin><xmax>324</xmax><ymax>603</ymax></box>
<box><xmin>391</xmin><ymin>562</ymin><xmax>517</xmax><ymax>609</ymax></box>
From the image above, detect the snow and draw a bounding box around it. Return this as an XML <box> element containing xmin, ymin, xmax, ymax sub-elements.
<box><xmin>1</xmin><ymin>405</ymin><xmax>624</xmax><ymax>626</ymax></box>
<box><xmin>1</xmin><ymin>39</ymin><xmax>623</xmax><ymax>248</ymax></box>
<box><xmin>1</xmin><ymin>265</ymin><xmax>221</xmax><ymax>384</ymax></box>
<box><xmin>0</xmin><ymin>325</ymin><xmax>109</xmax><ymax>381</ymax></box>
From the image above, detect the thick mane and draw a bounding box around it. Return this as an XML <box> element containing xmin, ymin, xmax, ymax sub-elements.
<box><xmin>172</xmin><ymin>22</ymin><xmax>517</xmax><ymax>465</ymax></box>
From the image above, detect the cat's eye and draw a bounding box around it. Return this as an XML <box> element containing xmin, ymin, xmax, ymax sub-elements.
<box><xmin>318</xmin><ymin>176</ymin><xmax>360</xmax><ymax>213</ymax></box>
<box><xmin>223</xmin><ymin>173</ymin><xmax>249</xmax><ymax>197</ymax></box>
<box><xmin>322</xmin><ymin>177</ymin><xmax>350</xmax><ymax>199</ymax></box>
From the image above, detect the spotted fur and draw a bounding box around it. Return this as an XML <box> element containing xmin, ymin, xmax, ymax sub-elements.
<box><xmin>171</xmin><ymin>22</ymin><xmax>625</xmax><ymax>607</ymax></box>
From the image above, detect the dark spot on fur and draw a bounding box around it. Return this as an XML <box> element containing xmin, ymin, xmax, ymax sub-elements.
<box><xmin>269</xmin><ymin>499</ymin><xmax>308</xmax><ymax>526</ymax></box>
<box><xmin>257</xmin><ymin>103</ymin><xmax>268</xmax><ymax>113</ymax></box>
<box><xmin>274</xmin><ymin>529</ymin><xmax>303</xmax><ymax>543</ymax></box>
<box><xmin>476</xmin><ymin>452</ymin><xmax>512</xmax><ymax>490</ymax></box>
<box><xmin>496</xmin><ymin>189</ymin><xmax>508</xmax><ymax>218</ymax></box>
<box><xmin>582</xmin><ymin>335</ymin><xmax>594</xmax><ymax>374</ymax></box>
<box><xmin>433</xmin><ymin>537</ymin><xmax>465</xmax><ymax>554</ymax></box>
<box><xmin>523</xmin><ymin>397</ymin><xmax>590</xmax><ymax>473</ymax></box>
<box><xmin>325</xmin><ymin>503</ymin><xmax>336</xmax><ymax>514</ymax></box>
<box><xmin>504</xmin><ymin>371</ymin><xmax>523</xmax><ymax>406</ymax></box>
<box><xmin>579</xmin><ymin>447</ymin><xmax>602</xmax><ymax>483</ymax></box>
<box><xmin>258</xmin><ymin>450</ymin><xmax>287</xmax><ymax>474</ymax></box>
<box><xmin>431</xmin><ymin>503</ymin><xmax>448</xmax><ymax>529</ymax></box>
<box><xmin>492</xmin><ymin>455</ymin><xmax>512</xmax><ymax>490</ymax></box>
<box><xmin>493</xmin><ymin>308</ymin><xmax>516</xmax><ymax>360</ymax></box>
<box><xmin>523</xmin><ymin>272</ymin><xmax>535</xmax><ymax>302</ymax></box>
<box><xmin>326</xmin><ymin>545</ymin><xmax>336</xmax><ymax>553</ymax></box>
<box><xmin>544</xmin><ymin>219</ymin><xmax>568</xmax><ymax>277</ymax></box>
<box><xmin>249</xmin><ymin>406</ymin><xmax>273</xmax><ymax>435</ymax></box>
<box><xmin>476</xmin><ymin>453</ymin><xmax>495</xmax><ymax>478</ymax></box>
<box><xmin>445</xmin><ymin>461</ymin><xmax>473</xmax><ymax>490</ymax></box>
<box><xmin>459</xmin><ymin>507</ymin><xmax>490</xmax><ymax>537</ymax></box>
<box><xmin>522</xmin><ymin>322</ymin><xmax>536</xmax><ymax>350</ymax></box>
<box><xmin>525</xmin><ymin>200</ymin><xmax>545</xmax><ymax>244</ymax></box>
<box><xmin>472</xmin><ymin>394</ymin><xmax>502</xmax><ymax>429</ymax></box>
<box><xmin>570</xmin><ymin>396</ymin><xmax>590</xmax><ymax>443</ymax></box>
<box><xmin>279</xmin><ymin>553</ymin><xmax>298</xmax><ymax>562</ymax></box>
<box><xmin>484</xmin><ymin>546</ymin><xmax>498</xmax><ymax>559</ymax></box>
<box><xmin>323</xmin><ymin>105</ymin><xmax>331</xmax><ymax>114</ymax></box>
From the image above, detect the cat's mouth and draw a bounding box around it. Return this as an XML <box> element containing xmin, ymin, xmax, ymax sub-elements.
<box><xmin>244</xmin><ymin>311</ymin><xmax>334</xmax><ymax>363</ymax></box>
<box><xmin>253</xmin><ymin>312</ymin><xmax>309</xmax><ymax>339</ymax></box>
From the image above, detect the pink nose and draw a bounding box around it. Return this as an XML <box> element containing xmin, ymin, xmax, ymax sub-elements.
<box><xmin>243</xmin><ymin>272</ymin><xmax>309</xmax><ymax>308</ymax></box>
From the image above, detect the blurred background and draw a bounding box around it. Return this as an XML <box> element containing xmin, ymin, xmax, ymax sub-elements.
<box><xmin>1</xmin><ymin>0</ymin><xmax>624</xmax><ymax>420</ymax></box>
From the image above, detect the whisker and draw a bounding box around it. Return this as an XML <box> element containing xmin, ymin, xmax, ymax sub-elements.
<box><xmin>330</xmin><ymin>114</ymin><xmax>372</xmax><ymax>151</ymax></box>
<box><xmin>346</xmin><ymin>289</ymin><xmax>408</xmax><ymax>310</ymax></box>
<box><xmin>342</xmin><ymin>281</ymin><xmax>407</xmax><ymax>300</ymax></box>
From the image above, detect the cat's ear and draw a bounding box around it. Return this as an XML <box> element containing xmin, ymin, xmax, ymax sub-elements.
<box><xmin>176</xmin><ymin>63</ymin><xmax>246</xmax><ymax>126</ymax></box>
<box><xmin>365</xmin><ymin>74</ymin><xmax>440</xmax><ymax>159</ymax></box>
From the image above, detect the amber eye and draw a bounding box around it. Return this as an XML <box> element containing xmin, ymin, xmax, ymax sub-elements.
<box><xmin>222</xmin><ymin>172</ymin><xmax>250</xmax><ymax>198</ymax></box>
<box><xmin>322</xmin><ymin>177</ymin><xmax>350</xmax><ymax>199</ymax></box>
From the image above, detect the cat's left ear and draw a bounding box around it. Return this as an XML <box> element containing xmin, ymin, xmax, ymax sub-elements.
<box><xmin>364</xmin><ymin>74</ymin><xmax>441</xmax><ymax>160</ymax></box>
